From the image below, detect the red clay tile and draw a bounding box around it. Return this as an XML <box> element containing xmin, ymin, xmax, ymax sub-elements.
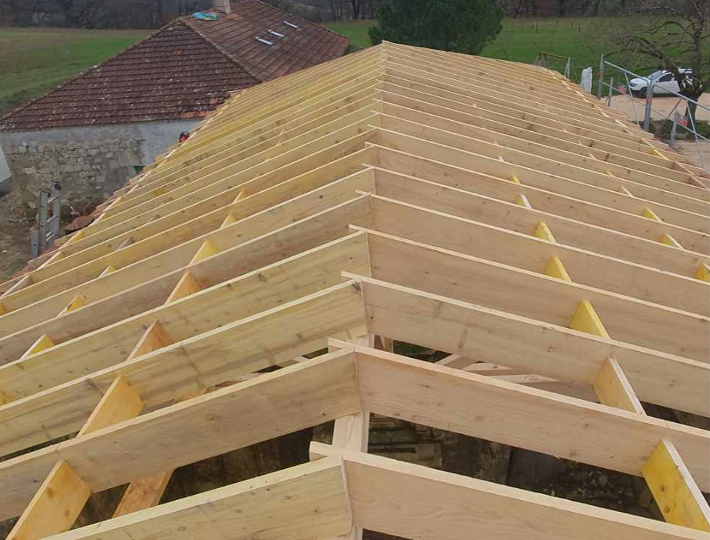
<box><xmin>0</xmin><ymin>0</ymin><xmax>348</xmax><ymax>132</ymax></box>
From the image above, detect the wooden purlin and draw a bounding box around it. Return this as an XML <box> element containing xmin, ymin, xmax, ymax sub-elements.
<box><xmin>1</xmin><ymin>42</ymin><xmax>709</xmax><ymax>538</ymax></box>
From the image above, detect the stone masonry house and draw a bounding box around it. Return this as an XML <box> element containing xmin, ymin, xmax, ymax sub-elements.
<box><xmin>0</xmin><ymin>0</ymin><xmax>349</xmax><ymax>215</ymax></box>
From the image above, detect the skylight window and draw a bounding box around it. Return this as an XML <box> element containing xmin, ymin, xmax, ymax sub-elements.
<box><xmin>255</xmin><ymin>37</ymin><xmax>274</xmax><ymax>46</ymax></box>
<box><xmin>283</xmin><ymin>21</ymin><xmax>299</xmax><ymax>29</ymax></box>
<box><xmin>268</xmin><ymin>30</ymin><xmax>285</xmax><ymax>38</ymax></box>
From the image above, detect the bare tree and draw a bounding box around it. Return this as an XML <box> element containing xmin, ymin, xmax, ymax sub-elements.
<box><xmin>325</xmin><ymin>0</ymin><xmax>347</xmax><ymax>21</ymax></box>
<box><xmin>56</xmin><ymin>0</ymin><xmax>103</xmax><ymax>27</ymax></box>
<box><xmin>619</xmin><ymin>0</ymin><xmax>710</xmax><ymax>121</ymax></box>
<box><xmin>0</xmin><ymin>0</ymin><xmax>53</xmax><ymax>25</ymax></box>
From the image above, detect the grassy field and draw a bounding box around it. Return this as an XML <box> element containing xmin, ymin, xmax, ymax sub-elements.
<box><xmin>481</xmin><ymin>17</ymin><xmax>625</xmax><ymax>79</ymax></box>
<box><xmin>325</xmin><ymin>20</ymin><xmax>376</xmax><ymax>49</ymax></box>
<box><xmin>0</xmin><ymin>18</ymin><xmax>649</xmax><ymax>119</ymax></box>
<box><xmin>0</xmin><ymin>28</ymin><xmax>149</xmax><ymax>117</ymax></box>
<box><xmin>326</xmin><ymin>17</ymin><xmax>635</xmax><ymax>83</ymax></box>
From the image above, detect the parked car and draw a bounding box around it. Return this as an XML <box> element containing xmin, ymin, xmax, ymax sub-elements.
<box><xmin>628</xmin><ymin>69</ymin><xmax>692</xmax><ymax>97</ymax></box>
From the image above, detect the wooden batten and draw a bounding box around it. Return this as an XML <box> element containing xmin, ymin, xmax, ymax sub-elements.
<box><xmin>57</xmin><ymin>295</ymin><xmax>86</xmax><ymax>316</ymax></box>
<box><xmin>112</xmin><ymin>471</ymin><xmax>173</xmax><ymax>518</ymax></box>
<box><xmin>8</xmin><ymin>374</ymin><xmax>145</xmax><ymax>540</ymax></box>
<box><xmin>651</xmin><ymin>148</ymin><xmax>669</xmax><ymax>160</ymax></box>
<box><xmin>592</xmin><ymin>358</ymin><xmax>644</xmax><ymax>415</ymax></box>
<box><xmin>233</xmin><ymin>189</ymin><xmax>248</xmax><ymax>203</ymax></box>
<box><xmin>38</xmin><ymin>250</ymin><xmax>65</xmax><ymax>270</ymax></box>
<box><xmin>127</xmin><ymin>321</ymin><xmax>172</xmax><ymax>360</ymax></box>
<box><xmin>63</xmin><ymin>229</ymin><xmax>86</xmax><ymax>247</ymax></box>
<box><xmin>534</xmin><ymin>221</ymin><xmax>556</xmax><ymax>242</ymax></box>
<box><xmin>20</xmin><ymin>334</ymin><xmax>55</xmax><ymax>360</ymax></box>
<box><xmin>2</xmin><ymin>273</ymin><xmax>32</xmax><ymax>298</ymax></box>
<box><xmin>5</xmin><ymin>461</ymin><xmax>91</xmax><ymax>540</ymax></box>
<box><xmin>643</xmin><ymin>440</ymin><xmax>710</xmax><ymax>532</ymax></box>
<box><xmin>189</xmin><ymin>240</ymin><xmax>218</xmax><ymax>265</ymax></box>
<box><xmin>219</xmin><ymin>194</ymin><xmax>246</xmax><ymax>227</ymax></box>
<box><xmin>112</xmin><ymin>320</ymin><xmax>174</xmax><ymax>515</ymax></box>
<box><xmin>78</xmin><ymin>376</ymin><xmax>144</xmax><ymax>436</ymax></box>
<box><xmin>642</xmin><ymin>208</ymin><xmax>662</xmax><ymax>221</ymax></box>
<box><xmin>117</xmin><ymin>236</ymin><xmax>135</xmax><ymax>250</ymax></box>
<box><xmin>569</xmin><ymin>300</ymin><xmax>610</xmax><ymax>338</ymax></box>
<box><xmin>543</xmin><ymin>256</ymin><xmax>571</xmax><ymax>281</ymax></box>
<box><xmin>696</xmin><ymin>263</ymin><xmax>710</xmax><ymax>282</ymax></box>
<box><xmin>589</xmin><ymin>331</ymin><xmax>708</xmax><ymax>532</ymax></box>
<box><xmin>661</xmin><ymin>234</ymin><xmax>684</xmax><ymax>249</ymax></box>
<box><xmin>165</xmin><ymin>271</ymin><xmax>202</xmax><ymax>304</ymax></box>
<box><xmin>221</xmin><ymin>213</ymin><xmax>237</xmax><ymax>227</ymax></box>
<box><xmin>99</xmin><ymin>265</ymin><xmax>117</xmax><ymax>278</ymax></box>
<box><xmin>515</xmin><ymin>193</ymin><xmax>532</xmax><ymax>209</ymax></box>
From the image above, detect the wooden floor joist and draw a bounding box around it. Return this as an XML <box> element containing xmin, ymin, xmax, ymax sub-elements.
<box><xmin>1</xmin><ymin>41</ymin><xmax>708</xmax><ymax>539</ymax></box>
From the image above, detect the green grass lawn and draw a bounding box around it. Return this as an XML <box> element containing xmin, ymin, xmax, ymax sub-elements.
<box><xmin>0</xmin><ymin>28</ymin><xmax>149</xmax><ymax>117</ymax></box>
<box><xmin>0</xmin><ymin>18</ymin><xmax>661</xmax><ymax>120</ymax></box>
<box><xmin>480</xmin><ymin>17</ymin><xmax>628</xmax><ymax>80</ymax></box>
<box><xmin>325</xmin><ymin>20</ymin><xmax>376</xmax><ymax>50</ymax></box>
<box><xmin>326</xmin><ymin>17</ymin><xmax>639</xmax><ymax>84</ymax></box>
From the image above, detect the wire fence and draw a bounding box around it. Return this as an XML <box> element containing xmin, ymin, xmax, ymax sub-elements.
<box><xmin>534</xmin><ymin>52</ymin><xmax>577</xmax><ymax>82</ymax></box>
<box><xmin>597</xmin><ymin>56</ymin><xmax>710</xmax><ymax>171</ymax></box>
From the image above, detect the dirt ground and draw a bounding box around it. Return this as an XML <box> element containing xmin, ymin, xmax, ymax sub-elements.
<box><xmin>609</xmin><ymin>93</ymin><xmax>710</xmax><ymax>123</ymax></box>
<box><xmin>607</xmin><ymin>94</ymin><xmax>710</xmax><ymax>170</ymax></box>
<box><xmin>0</xmin><ymin>183</ymin><xmax>32</xmax><ymax>284</ymax></box>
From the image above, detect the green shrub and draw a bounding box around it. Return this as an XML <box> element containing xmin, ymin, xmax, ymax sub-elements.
<box><xmin>375</xmin><ymin>0</ymin><xmax>503</xmax><ymax>54</ymax></box>
<box><xmin>368</xmin><ymin>25</ymin><xmax>383</xmax><ymax>46</ymax></box>
<box><xmin>693</xmin><ymin>121</ymin><xmax>710</xmax><ymax>139</ymax></box>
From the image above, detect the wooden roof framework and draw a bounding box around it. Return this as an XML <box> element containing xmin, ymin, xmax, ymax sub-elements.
<box><xmin>1</xmin><ymin>42</ymin><xmax>710</xmax><ymax>539</ymax></box>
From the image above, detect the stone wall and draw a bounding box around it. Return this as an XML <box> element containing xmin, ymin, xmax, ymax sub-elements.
<box><xmin>0</xmin><ymin>145</ymin><xmax>10</xmax><ymax>183</ymax></box>
<box><xmin>2</xmin><ymin>137</ymin><xmax>142</xmax><ymax>215</ymax></box>
<box><xmin>0</xmin><ymin>119</ymin><xmax>200</xmax><ymax>217</ymax></box>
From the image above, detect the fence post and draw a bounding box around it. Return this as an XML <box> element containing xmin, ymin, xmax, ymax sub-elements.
<box><xmin>564</xmin><ymin>57</ymin><xmax>571</xmax><ymax>79</ymax></box>
<box><xmin>670</xmin><ymin>111</ymin><xmax>680</xmax><ymax>148</ymax></box>
<box><xmin>643</xmin><ymin>82</ymin><xmax>654</xmax><ymax>131</ymax></box>
<box><xmin>607</xmin><ymin>77</ymin><xmax>614</xmax><ymax>106</ymax></box>
<box><xmin>37</xmin><ymin>190</ymin><xmax>49</xmax><ymax>255</ymax></box>
<box><xmin>597</xmin><ymin>54</ymin><xmax>604</xmax><ymax>99</ymax></box>
<box><xmin>30</xmin><ymin>229</ymin><xmax>39</xmax><ymax>259</ymax></box>
<box><xmin>48</xmin><ymin>183</ymin><xmax>61</xmax><ymax>241</ymax></box>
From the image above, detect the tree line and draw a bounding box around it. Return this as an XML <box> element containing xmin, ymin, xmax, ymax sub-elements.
<box><xmin>0</xmin><ymin>0</ymin><xmax>374</xmax><ymax>26</ymax></box>
<box><xmin>0</xmin><ymin>0</ymin><xmax>661</xmax><ymax>28</ymax></box>
<box><xmin>0</xmin><ymin>0</ymin><xmax>212</xmax><ymax>28</ymax></box>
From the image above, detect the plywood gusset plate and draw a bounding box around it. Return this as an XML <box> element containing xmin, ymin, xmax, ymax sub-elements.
<box><xmin>1</xmin><ymin>42</ymin><xmax>709</xmax><ymax>539</ymax></box>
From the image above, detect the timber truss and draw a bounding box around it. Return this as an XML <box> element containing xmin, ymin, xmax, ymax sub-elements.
<box><xmin>1</xmin><ymin>41</ymin><xmax>710</xmax><ymax>540</ymax></box>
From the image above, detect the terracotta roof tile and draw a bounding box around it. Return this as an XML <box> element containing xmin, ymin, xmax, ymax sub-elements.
<box><xmin>0</xmin><ymin>0</ymin><xmax>349</xmax><ymax>131</ymax></box>
<box><xmin>184</xmin><ymin>0</ymin><xmax>350</xmax><ymax>82</ymax></box>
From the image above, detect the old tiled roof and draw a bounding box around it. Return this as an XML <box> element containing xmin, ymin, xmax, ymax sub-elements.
<box><xmin>0</xmin><ymin>0</ymin><xmax>349</xmax><ymax>131</ymax></box>
<box><xmin>183</xmin><ymin>1</ymin><xmax>350</xmax><ymax>81</ymax></box>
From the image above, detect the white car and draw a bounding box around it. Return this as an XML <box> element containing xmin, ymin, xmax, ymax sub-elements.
<box><xmin>628</xmin><ymin>69</ymin><xmax>692</xmax><ymax>97</ymax></box>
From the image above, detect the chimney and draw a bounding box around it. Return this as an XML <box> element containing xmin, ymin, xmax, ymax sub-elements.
<box><xmin>214</xmin><ymin>0</ymin><xmax>231</xmax><ymax>13</ymax></box>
